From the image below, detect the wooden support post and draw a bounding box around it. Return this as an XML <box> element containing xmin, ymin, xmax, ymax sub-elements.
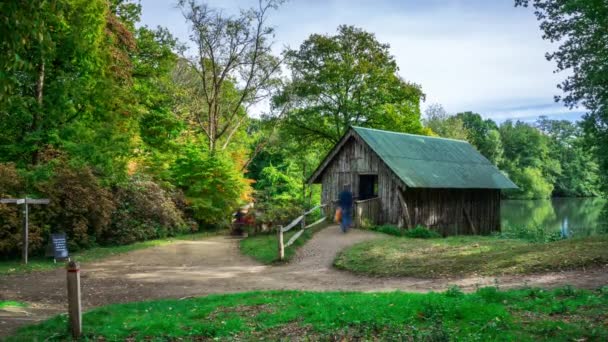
<box><xmin>66</xmin><ymin>261</ymin><xmax>82</xmax><ymax>339</ymax></box>
<box><xmin>1</xmin><ymin>197</ymin><xmax>49</xmax><ymax>264</ymax></box>
<box><xmin>463</xmin><ymin>207</ymin><xmax>478</xmax><ymax>235</ymax></box>
<box><xmin>277</xmin><ymin>226</ymin><xmax>284</xmax><ymax>261</ymax></box>
<box><xmin>397</xmin><ymin>189</ymin><xmax>412</xmax><ymax>229</ymax></box>
<box><xmin>301</xmin><ymin>210</ymin><xmax>306</xmax><ymax>230</ymax></box>
<box><xmin>23</xmin><ymin>199</ymin><xmax>29</xmax><ymax>264</ymax></box>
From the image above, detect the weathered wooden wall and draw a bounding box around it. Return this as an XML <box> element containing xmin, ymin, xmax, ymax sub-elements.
<box><xmin>400</xmin><ymin>188</ymin><xmax>501</xmax><ymax>235</ymax></box>
<box><xmin>318</xmin><ymin>134</ymin><xmax>502</xmax><ymax>235</ymax></box>
<box><xmin>320</xmin><ymin>135</ymin><xmax>406</xmax><ymax>224</ymax></box>
<box><xmin>354</xmin><ymin>197</ymin><xmax>381</xmax><ymax>228</ymax></box>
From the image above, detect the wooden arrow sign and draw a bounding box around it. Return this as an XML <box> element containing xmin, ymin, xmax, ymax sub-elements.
<box><xmin>0</xmin><ymin>197</ymin><xmax>50</xmax><ymax>264</ymax></box>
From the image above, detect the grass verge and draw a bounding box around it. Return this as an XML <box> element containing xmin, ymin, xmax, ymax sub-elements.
<box><xmin>8</xmin><ymin>287</ymin><xmax>608</xmax><ymax>341</ymax></box>
<box><xmin>334</xmin><ymin>235</ymin><xmax>608</xmax><ymax>278</ymax></box>
<box><xmin>240</xmin><ymin>221</ymin><xmax>329</xmax><ymax>264</ymax></box>
<box><xmin>0</xmin><ymin>230</ymin><xmax>223</xmax><ymax>276</ymax></box>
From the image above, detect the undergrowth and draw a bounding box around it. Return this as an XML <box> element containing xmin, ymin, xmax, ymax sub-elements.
<box><xmin>371</xmin><ymin>225</ymin><xmax>441</xmax><ymax>238</ymax></box>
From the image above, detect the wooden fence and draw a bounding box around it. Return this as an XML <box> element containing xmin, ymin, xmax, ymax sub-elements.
<box><xmin>277</xmin><ymin>204</ymin><xmax>327</xmax><ymax>260</ymax></box>
<box><xmin>353</xmin><ymin>197</ymin><xmax>381</xmax><ymax>228</ymax></box>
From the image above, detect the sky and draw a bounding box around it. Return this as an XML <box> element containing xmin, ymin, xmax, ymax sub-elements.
<box><xmin>138</xmin><ymin>0</ymin><xmax>586</xmax><ymax>123</ymax></box>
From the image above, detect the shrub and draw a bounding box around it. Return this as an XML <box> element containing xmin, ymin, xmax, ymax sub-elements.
<box><xmin>445</xmin><ymin>285</ymin><xmax>464</xmax><ymax>298</ymax></box>
<box><xmin>104</xmin><ymin>177</ymin><xmax>190</xmax><ymax>245</ymax></box>
<box><xmin>370</xmin><ymin>224</ymin><xmax>441</xmax><ymax>239</ymax></box>
<box><xmin>254</xmin><ymin>197</ymin><xmax>303</xmax><ymax>228</ymax></box>
<box><xmin>0</xmin><ymin>163</ymin><xmax>29</xmax><ymax>258</ymax></box>
<box><xmin>1</xmin><ymin>162</ymin><xmax>117</xmax><ymax>256</ymax></box>
<box><xmin>498</xmin><ymin>224</ymin><xmax>563</xmax><ymax>243</ymax></box>
<box><xmin>171</xmin><ymin>146</ymin><xmax>250</xmax><ymax>228</ymax></box>
<box><xmin>404</xmin><ymin>225</ymin><xmax>441</xmax><ymax>238</ymax></box>
<box><xmin>37</xmin><ymin>164</ymin><xmax>116</xmax><ymax>251</ymax></box>
<box><xmin>371</xmin><ymin>225</ymin><xmax>404</xmax><ymax>237</ymax></box>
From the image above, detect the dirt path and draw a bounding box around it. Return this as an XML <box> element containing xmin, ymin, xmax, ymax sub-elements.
<box><xmin>1</xmin><ymin>225</ymin><xmax>607</xmax><ymax>337</ymax></box>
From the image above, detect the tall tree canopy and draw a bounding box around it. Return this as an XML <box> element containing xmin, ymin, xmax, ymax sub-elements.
<box><xmin>423</xmin><ymin>104</ymin><xmax>468</xmax><ymax>140</ymax></box>
<box><xmin>177</xmin><ymin>0</ymin><xmax>283</xmax><ymax>151</ymax></box>
<box><xmin>276</xmin><ymin>25</ymin><xmax>427</xmax><ymax>147</ymax></box>
<box><xmin>515</xmin><ymin>0</ymin><xmax>608</xmax><ymax>190</ymax></box>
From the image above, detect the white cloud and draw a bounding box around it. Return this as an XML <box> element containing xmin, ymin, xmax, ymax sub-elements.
<box><xmin>138</xmin><ymin>0</ymin><xmax>583</xmax><ymax>121</ymax></box>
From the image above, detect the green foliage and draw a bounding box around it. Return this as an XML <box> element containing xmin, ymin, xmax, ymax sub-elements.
<box><xmin>536</xmin><ymin>116</ymin><xmax>601</xmax><ymax>197</ymax></box>
<box><xmin>370</xmin><ymin>225</ymin><xmax>441</xmax><ymax>239</ymax></box>
<box><xmin>424</xmin><ymin>104</ymin><xmax>469</xmax><ymax>140</ymax></box>
<box><xmin>334</xmin><ymin>235</ymin><xmax>608</xmax><ymax>278</ymax></box>
<box><xmin>171</xmin><ymin>146</ymin><xmax>248</xmax><ymax>227</ymax></box>
<box><xmin>277</xmin><ymin>25</ymin><xmax>427</xmax><ymax>148</ymax></box>
<box><xmin>429</xmin><ymin>109</ymin><xmax>601</xmax><ymax>198</ymax></box>
<box><xmin>37</xmin><ymin>163</ymin><xmax>116</xmax><ymax>251</ymax></box>
<box><xmin>404</xmin><ymin>225</ymin><xmax>442</xmax><ymax>239</ymax></box>
<box><xmin>497</xmin><ymin>224</ymin><xmax>564</xmax><ymax>243</ymax></box>
<box><xmin>106</xmin><ymin>178</ymin><xmax>190</xmax><ymax>245</ymax></box>
<box><xmin>499</xmin><ymin>120</ymin><xmax>558</xmax><ymax>199</ymax></box>
<box><xmin>456</xmin><ymin>112</ymin><xmax>503</xmax><ymax>165</ymax></box>
<box><xmin>507</xmin><ymin>167</ymin><xmax>554</xmax><ymax>199</ymax></box>
<box><xmin>8</xmin><ymin>288</ymin><xmax>608</xmax><ymax>340</ymax></box>
<box><xmin>516</xmin><ymin>0</ymin><xmax>608</xmax><ymax>192</ymax></box>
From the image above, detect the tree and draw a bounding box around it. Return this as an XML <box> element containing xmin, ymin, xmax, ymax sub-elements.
<box><xmin>535</xmin><ymin>116</ymin><xmax>601</xmax><ymax>196</ymax></box>
<box><xmin>515</xmin><ymin>0</ymin><xmax>608</xmax><ymax>190</ymax></box>
<box><xmin>499</xmin><ymin>120</ymin><xmax>560</xmax><ymax>199</ymax></box>
<box><xmin>423</xmin><ymin>104</ymin><xmax>468</xmax><ymax>140</ymax></box>
<box><xmin>276</xmin><ymin>25</ymin><xmax>426</xmax><ymax>147</ymax></box>
<box><xmin>455</xmin><ymin>112</ymin><xmax>503</xmax><ymax>165</ymax></box>
<box><xmin>0</xmin><ymin>0</ymin><xmax>108</xmax><ymax>166</ymax></box>
<box><xmin>177</xmin><ymin>0</ymin><xmax>283</xmax><ymax>151</ymax></box>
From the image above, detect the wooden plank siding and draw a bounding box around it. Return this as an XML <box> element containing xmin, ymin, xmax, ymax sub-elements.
<box><xmin>354</xmin><ymin>197</ymin><xmax>381</xmax><ymax>228</ymax></box>
<box><xmin>317</xmin><ymin>134</ymin><xmax>502</xmax><ymax>235</ymax></box>
<box><xmin>320</xmin><ymin>135</ymin><xmax>407</xmax><ymax>225</ymax></box>
<box><xmin>400</xmin><ymin>188</ymin><xmax>501</xmax><ymax>235</ymax></box>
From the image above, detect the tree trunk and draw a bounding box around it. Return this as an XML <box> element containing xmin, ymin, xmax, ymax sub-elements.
<box><xmin>208</xmin><ymin>104</ymin><xmax>215</xmax><ymax>151</ymax></box>
<box><xmin>31</xmin><ymin>60</ymin><xmax>45</xmax><ymax>165</ymax></box>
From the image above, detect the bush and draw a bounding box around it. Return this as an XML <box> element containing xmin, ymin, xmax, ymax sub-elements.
<box><xmin>37</xmin><ymin>164</ymin><xmax>116</xmax><ymax>251</ymax></box>
<box><xmin>0</xmin><ymin>164</ymin><xmax>29</xmax><ymax>258</ymax></box>
<box><xmin>1</xmin><ymin>162</ymin><xmax>117</xmax><ymax>256</ymax></box>
<box><xmin>171</xmin><ymin>146</ymin><xmax>250</xmax><ymax>228</ymax></box>
<box><xmin>104</xmin><ymin>177</ymin><xmax>191</xmax><ymax>245</ymax></box>
<box><xmin>371</xmin><ymin>225</ymin><xmax>404</xmax><ymax>237</ymax></box>
<box><xmin>498</xmin><ymin>224</ymin><xmax>563</xmax><ymax>243</ymax></box>
<box><xmin>404</xmin><ymin>225</ymin><xmax>441</xmax><ymax>239</ymax></box>
<box><xmin>370</xmin><ymin>224</ymin><xmax>441</xmax><ymax>239</ymax></box>
<box><xmin>505</xmin><ymin>167</ymin><xmax>554</xmax><ymax>199</ymax></box>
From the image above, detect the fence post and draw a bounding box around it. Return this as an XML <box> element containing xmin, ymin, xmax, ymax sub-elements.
<box><xmin>277</xmin><ymin>225</ymin><xmax>284</xmax><ymax>261</ymax></box>
<box><xmin>301</xmin><ymin>209</ymin><xmax>306</xmax><ymax>230</ymax></box>
<box><xmin>66</xmin><ymin>261</ymin><xmax>82</xmax><ymax>339</ymax></box>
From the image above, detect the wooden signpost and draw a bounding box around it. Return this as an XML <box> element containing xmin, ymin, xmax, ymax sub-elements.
<box><xmin>0</xmin><ymin>197</ymin><xmax>50</xmax><ymax>264</ymax></box>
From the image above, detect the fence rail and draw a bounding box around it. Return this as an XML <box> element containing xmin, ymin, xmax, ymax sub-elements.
<box><xmin>277</xmin><ymin>204</ymin><xmax>326</xmax><ymax>260</ymax></box>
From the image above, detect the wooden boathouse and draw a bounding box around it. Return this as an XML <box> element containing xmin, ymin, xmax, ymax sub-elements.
<box><xmin>308</xmin><ymin>127</ymin><xmax>518</xmax><ymax>235</ymax></box>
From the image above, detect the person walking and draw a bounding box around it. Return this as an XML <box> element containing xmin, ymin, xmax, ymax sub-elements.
<box><xmin>338</xmin><ymin>184</ymin><xmax>353</xmax><ymax>232</ymax></box>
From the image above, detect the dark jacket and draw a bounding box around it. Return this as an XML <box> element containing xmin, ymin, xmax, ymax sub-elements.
<box><xmin>338</xmin><ymin>190</ymin><xmax>353</xmax><ymax>209</ymax></box>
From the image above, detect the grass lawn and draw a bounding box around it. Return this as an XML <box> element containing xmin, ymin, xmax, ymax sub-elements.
<box><xmin>8</xmin><ymin>287</ymin><xmax>608</xmax><ymax>341</ymax></box>
<box><xmin>334</xmin><ymin>235</ymin><xmax>608</xmax><ymax>278</ymax></box>
<box><xmin>240</xmin><ymin>221</ymin><xmax>329</xmax><ymax>264</ymax></box>
<box><xmin>0</xmin><ymin>230</ymin><xmax>222</xmax><ymax>276</ymax></box>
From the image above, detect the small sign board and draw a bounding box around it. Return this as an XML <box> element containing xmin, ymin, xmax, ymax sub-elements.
<box><xmin>51</xmin><ymin>233</ymin><xmax>69</xmax><ymax>260</ymax></box>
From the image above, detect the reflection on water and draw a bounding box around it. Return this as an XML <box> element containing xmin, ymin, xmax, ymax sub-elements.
<box><xmin>501</xmin><ymin>197</ymin><xmax>608</xmax><ymax>238</ymax></box>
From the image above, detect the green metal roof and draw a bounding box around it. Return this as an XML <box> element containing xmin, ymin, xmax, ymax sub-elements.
<box><xmin>352</xmin><ymin>126</ymin><xmax>518</xmax><ymax>189</ymax></box>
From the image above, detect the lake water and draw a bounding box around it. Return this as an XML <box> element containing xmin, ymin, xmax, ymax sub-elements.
<box><xmin>501</xmin><ymin>197</ymin><xmax>607</xmax><ymax>238</ymax></box>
